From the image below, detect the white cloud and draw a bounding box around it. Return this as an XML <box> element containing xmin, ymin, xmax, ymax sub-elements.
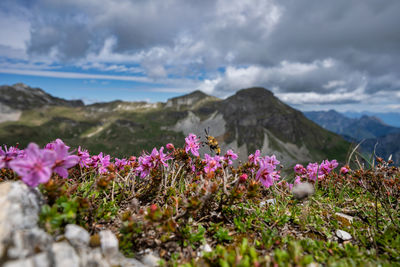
<box><xmin>0</xmin><ymin>68</ymin><xmax>150</xmax><ymax>82</ymax></box>
<box><xmin>0</xmin><ymin>11</ymin><xmax>30</xmax><ymax>50</ymax></box>
<box><xmin>1</xmin><ymin>0</ymin><xmax>400</xmax><ymax>111</ymax></box>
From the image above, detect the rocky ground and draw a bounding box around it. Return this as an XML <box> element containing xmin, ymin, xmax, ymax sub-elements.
<box><xmin>0</xmin><ymin>181</ymin><xmax>160</xmax><ymax>267</ymax></box>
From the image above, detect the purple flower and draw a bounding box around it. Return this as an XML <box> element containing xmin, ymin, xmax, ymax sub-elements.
<box><xmin>294</xmin><ymin>164</ymin><xmax>306</xmax><ymax>174</ymax></box>
<box><xmin>0</xmin><ymin>145</ymin><xmax>24</xmax><ymax>169</ymax></box>
<box><xmin>328</xmin><ymin>159</ymin><xmax>338</xmax><ymax>170</ymax></box>
<box><xmin>166</xmin><ymin>143</ymin><xmax>175</xmax><ymax>150</ymax></box>
<box><xmin>97</xmin><ymin>152</ymin><xmax>111</xmax><ymax>174</ymax></box>
<box><xmin>78</xmin><ymin>146</ymin><xmax>92</xmax><ymax>168</ymax></box>
<box><xmin>115</xmin><ymin>158</ymin><xmax>128</xmax><ymax>170</ymax></box>
<box><xmin>306</xmin><ymin>162</ymin><xmax>319</xmax><ymax>181</ymax></box>
<box><xmin>0</xmin><ymin>147</ymin><xmax>5</xmax><ymax>169</ymax></box>
<box><xmin>224</xmin><ymin>149</ymin><xmax>238</xmax><ymax>165</ymax></box>
<box><xmin>47</xmin><ymin>139</ymin><xmax>79</xmax><ymax>178</ymax></box>
<box><xmin>9</xmin><ymin>143</ymin><xmax>56</xmax><ymax>187</ymax></box>
<box><xmin>149</xmin><ymin>147</ymin><xmax>171</xmax><ymax>168</ymax></box>
<box><xmin>263</xmin><ymin>155</ymin><xmax>280</xmax><ymax>166</ymax></box>
<box><xmin>248</xmin><ymin>150</ymin><xmax>261</xmax><ymax>165</ymax></box>
<box><xmin>136</xmin><ymin>147</ymin><xmax>171</xmax><ymax>178</ymax></box>
<box><xmin>185</xmin><ymin>134</ymin><xmax>200</xmax><ymax>157</ymax></box>
<box><xmin>137</xmin><ymin>154</ymin><xmax>153</xmax><ymax>178</ymax></box>
<box><xmin>204</xmin><ymin>154</ymin><xmax>222</xmax><ymax>174</ymax></box>
<box><xmin>256</xmin><ymin>161</ymin><xmax>276</xmax><ymax>188</ymax></box>
<box><xmin>259</xmin><ymin>155</ymin><xmax>280</xmax><ymax>169</ymax></box>
<box><xmin>256</xmin><ymin>155</ymin><xmax>281</xmax><ymax>188</ymax></box>
<box><xmin>340</xmin><ymin>166</ymin><xmax>349</xmax><ymax>174</ymax></box>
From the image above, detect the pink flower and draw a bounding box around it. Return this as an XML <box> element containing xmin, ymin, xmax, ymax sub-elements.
<box><xmin>9</xmin><ymin>143</ymin><xmax>56</xmax><ymax>187</ymax></box>
<box><xmin>0</xmin><ymin>145</ymin><xmax>24</xmax><ymax>169</ymax></box>
<box><xmin>340</xmin><ymin>166</ymin><xmax>349</xmax><ymax>174</ymax></box>
<box><xmin>78</xmin><ymin>146</ymin><xmax>92</xmax><ymax>168</ymax></box>
<box><xmin>149</xmin><ymin>147</ymin><xmax>171</xmax><ymax>168</ymax></box>
<box><xmin>306</xmin><ymin>163</ymin><xmax>319</xmax><ymax>181</ymax></box>
<box><xmin>294</xmin><ymin>164</ymin><xmax>306</xmax><ymax>174</ymax></box>
<box><xmin>328</xmin><ymin>159</ymin><xmax>338</xmax><ymax>170</ymax></box>
<box><xmin>115</xmin><ymin>158</ymin><xmax>128</xmax><ymax>170</ymax></box>
<box><xmin>239</xmin><ymin>173</ymin><xmax>248</xmax><ymax>183</ymax></box>
<box><xmin>136</xmin><ymin>147</ymin><xmax>171</xmax><ymax>178</ymax></box>
<box><xmin>47</xmin><ymin>139</ymin><xmax>79</xmax><ymax>178</ymax></box>
<box><xmin>259</xmin><ymin>155</ymin><xmax>280</xmax><ymax>169</ymax></box>
<box><xmin>248</xmin><ymin>150</ymin><xmax>261</xmax><ymax>165</ymax></box>
<box><xmin>166</xmin><ymin>143</ymin><xmax>175</xmax><ymax>150</ymax></box>
<box><xmin>97</xmin><ymin>152</ymin><xmax>111</xmax><ymax>174</ymax></box>
<box><xmin>263</xmin><ymin>155</ymin><xmax>280</xmax><ymax>166</ymax></box>
<box><xmin>256</xmin><ymin>160</ymin><xmax>280</xmax><ymax>188</ymax></box>
<box><xmin>185</xmin><ymin>134</ymin><xmax>200</xmax><ymax>157</ymax></box>
<box><xmin>136</xmin><ymin>155</ymin><xmax>152</xmax><ymax>178</ymax></box>
<box><xmin>204</xmin><ymin>154</ymin><xmax>222</xmax><ymax>174</ymax></box>
<box><xmin>224</xmin><ymin>149</ymin><xmax>238</xmax><ymax>165</ymax></box>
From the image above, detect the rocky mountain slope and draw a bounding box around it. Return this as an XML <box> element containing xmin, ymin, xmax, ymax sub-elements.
<box><xmin>0</xmin><ymin>84</ymin><xmax>350</xmax><ymax>167</ymax></box>
<box><xmin>304</xmin><ymin>110</ymin><xmax>400</xmax><ymax>164</ymax></box>
<box><xmin>0</xmin><ymin>83</ymin><xmax>84</xmax><ymax>109</ymax></box>
<box><xmin>304</xmin><ymin>110</ymin><xmax>400</xmax><ymax>140</ymax></box>
<box><xmin>170</xmin><ymin>87</ymin><xmax>349</xmax><ymax>166</ymax></box>
<box><xmin>0</xmin><ymin>83</ymin><xmax>84</xmax><ymax>123</ymax></box>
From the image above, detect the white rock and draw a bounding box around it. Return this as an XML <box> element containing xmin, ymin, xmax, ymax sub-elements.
<box><xmin>108</xmin><ymin>251</ymin><xmax>144</xmax><ymax>267</ymax></box>
<box><xmin>141</xmin><ymin>253</ymin><xmax>162</xmax><ymax>267</ymax></box>
<box><xmin>99</xmin><ymin>230</ymin><xmax>119</xmax><ymax>258</ymax></box>
<box><xmin>292</xmin><ymin>182</ymin><xmax>315</xmax><ymax>200</ymax></box>
<box><xmin>335</xmin><ymin>213</ymin><xmax>354</xmax><ymax>225</ymax></box>
<box><xmin>201</xmin><ymin>243</ymin><xmax>212</xmax><ymax>253</ymax></box>
<box><xmin>198</xmin><ymin>243</ymin><xmax>213</xmax><ymax>257</ymax></box>
<box><xmin>260</xmin><ymin>198</ymin><xmax>276</xmax><ymax>207</ymax></box>
<box><xmin>8</xmin><ymin>227</ymin><xmax>52</xmax><ymax>259</ymax></box>
<box><xmin>5</xmin><ymin>251</ymin><xmax>51</xmax><ymax>267</ymax></box>
<box><xmin>336</xmin><ymin>229</ymin><xmax>352</xmax><ymax>241</ymax></box>
<box><xmin>52</xmin><ymin>241</ymin><xmax>80</xmax><ymax>267</ymax></box>
<box><xmin>0</xmin><ymin>182</ymin><xmax>41</xmax><ymax>258</ymax></box>
<box><xmin>79</xmin><ymin>247</ymin><xmax>110</xmax><ymax>267</ymax></box>
<box><xmin>65</xmin><ymin>224</ymin><xmax>90</xmax><ymax>248</ymax></box>
<box><xmin>4</xmin><ymin>258</ymin><xmax>34</xmax><ymax>267</ymax></box>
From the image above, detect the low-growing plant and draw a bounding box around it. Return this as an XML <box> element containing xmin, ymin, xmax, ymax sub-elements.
<box><xmin>1</xmin><ymin>135</ymin><xmax>400</xmax><ymax>265</ymax></box>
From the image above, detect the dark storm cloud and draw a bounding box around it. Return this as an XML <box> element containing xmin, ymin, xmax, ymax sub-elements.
<box><xmin>263</xmin><ymin>0</ymin><xmax>400</xmax><ymax>75</ymax></box>
<box><xmin>2</xmin><ymin>0</ymin><xmax>400</xmax><ymax>107</ymax></box>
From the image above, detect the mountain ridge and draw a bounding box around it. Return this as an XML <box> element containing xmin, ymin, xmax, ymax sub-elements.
<box><xmin>0</xmin><ymin>84</ymin><xmax>350</xmax><ymax>167</ymax></box>
<box><xmin>304</xmin><ymin>109</ymin><xmax>400</xmax><ymax>164</ymax></box>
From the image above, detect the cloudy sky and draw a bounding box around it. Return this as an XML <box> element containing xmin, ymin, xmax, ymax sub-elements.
<box><xmin>0</xmin><ymin>0</ymin><xmax>400</xmax><ymax>112</ymax></box>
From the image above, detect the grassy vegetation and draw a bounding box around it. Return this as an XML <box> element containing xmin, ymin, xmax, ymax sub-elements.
<box><xmin>0</xmin><ymin>106</ymin><xmax>186</xmax><ymax>158</ymax></box>
<box><xmin>1</xmin><ymin>140</ymin><xmax>399</xmax><ymax>266</ymax></box>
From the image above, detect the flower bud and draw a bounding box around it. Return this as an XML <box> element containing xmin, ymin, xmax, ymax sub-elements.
<box><xmin>340</xmin><ymin>166</ymin><xmax>349</xmax><ymax>174</ymax></box>
<box><xmin>166</xmin><ymin>143</ymin><xmax>175</xmax><ymax>150</ymax></box>
<box><xmin>239</xmin><ymin>173</ymin><xmax>248</xmax><ymax>183</ymax></box>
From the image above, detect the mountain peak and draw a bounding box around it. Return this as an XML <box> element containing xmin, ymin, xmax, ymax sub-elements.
<box><xmin>165</xmin><ymin>90</ymin><xmax>219</xmax><ymax>110</ymax></box>
<box><xmin>0</xmin><ymin>84</ymin><xmax>84</xmax><ymax>110</ymax></box>
<box><xmin>235</xmin><ymin>87</ymin><xmax>274</xmax><ymax>98</ymax></box>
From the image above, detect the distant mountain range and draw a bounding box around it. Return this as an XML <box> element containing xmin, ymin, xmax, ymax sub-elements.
<box><xmin>0</xmin><ymin>83</ymin><xmax>84</xmax><ymax>109</ymax></box>
<box><xmin>304</xmin><ymin>110</ymin><xmax>400</xmax><ymax>164</ymax></box>
<box><xmin>0</xmin><ymin>83</ymin><xmax>350</xmax><ymax>168</ymax></box>
<box><xmin>344</xmin><ymin>111</ymin><xmax>400</xmax><ymax>128</ymax></box>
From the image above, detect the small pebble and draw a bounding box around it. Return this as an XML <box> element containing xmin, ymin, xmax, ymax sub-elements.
<box><xmin>336</xmin><ymin>229</ymin><xmax>352</xmax><ymax>241</ymax></box>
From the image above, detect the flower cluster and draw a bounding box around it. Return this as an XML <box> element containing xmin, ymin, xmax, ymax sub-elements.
<box><xmin>255</xmin><ymin>153</ymin><xmax>281</xmax><ymax>188</ymax></box>
<box><xmin>1</xmin><ymin>134</ymin><xmax>343</xmax><ymax>193</ymax></box>
<box><xmin>137</xmin><ymin>147</ymin><xmax>171</xmax><ymax>178</ymax></box>
<box><xmin>294</xmin><ymin>159</ymin><xmax>338</xmax><ymax>184</ymax></box>
<box><xmin>185</xmin><ymin>133</ymin><xmax>201</xmax><ymax>157</ymax></box>
<box><xmin>0</xmin><ymin>145</ymin><xmax>25</xmax><ymax>169</ymax></box>
<box><xmin>6</xmin><ymin>139</ymin><xmax>79</xmax><ymax>187</ymax></box>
